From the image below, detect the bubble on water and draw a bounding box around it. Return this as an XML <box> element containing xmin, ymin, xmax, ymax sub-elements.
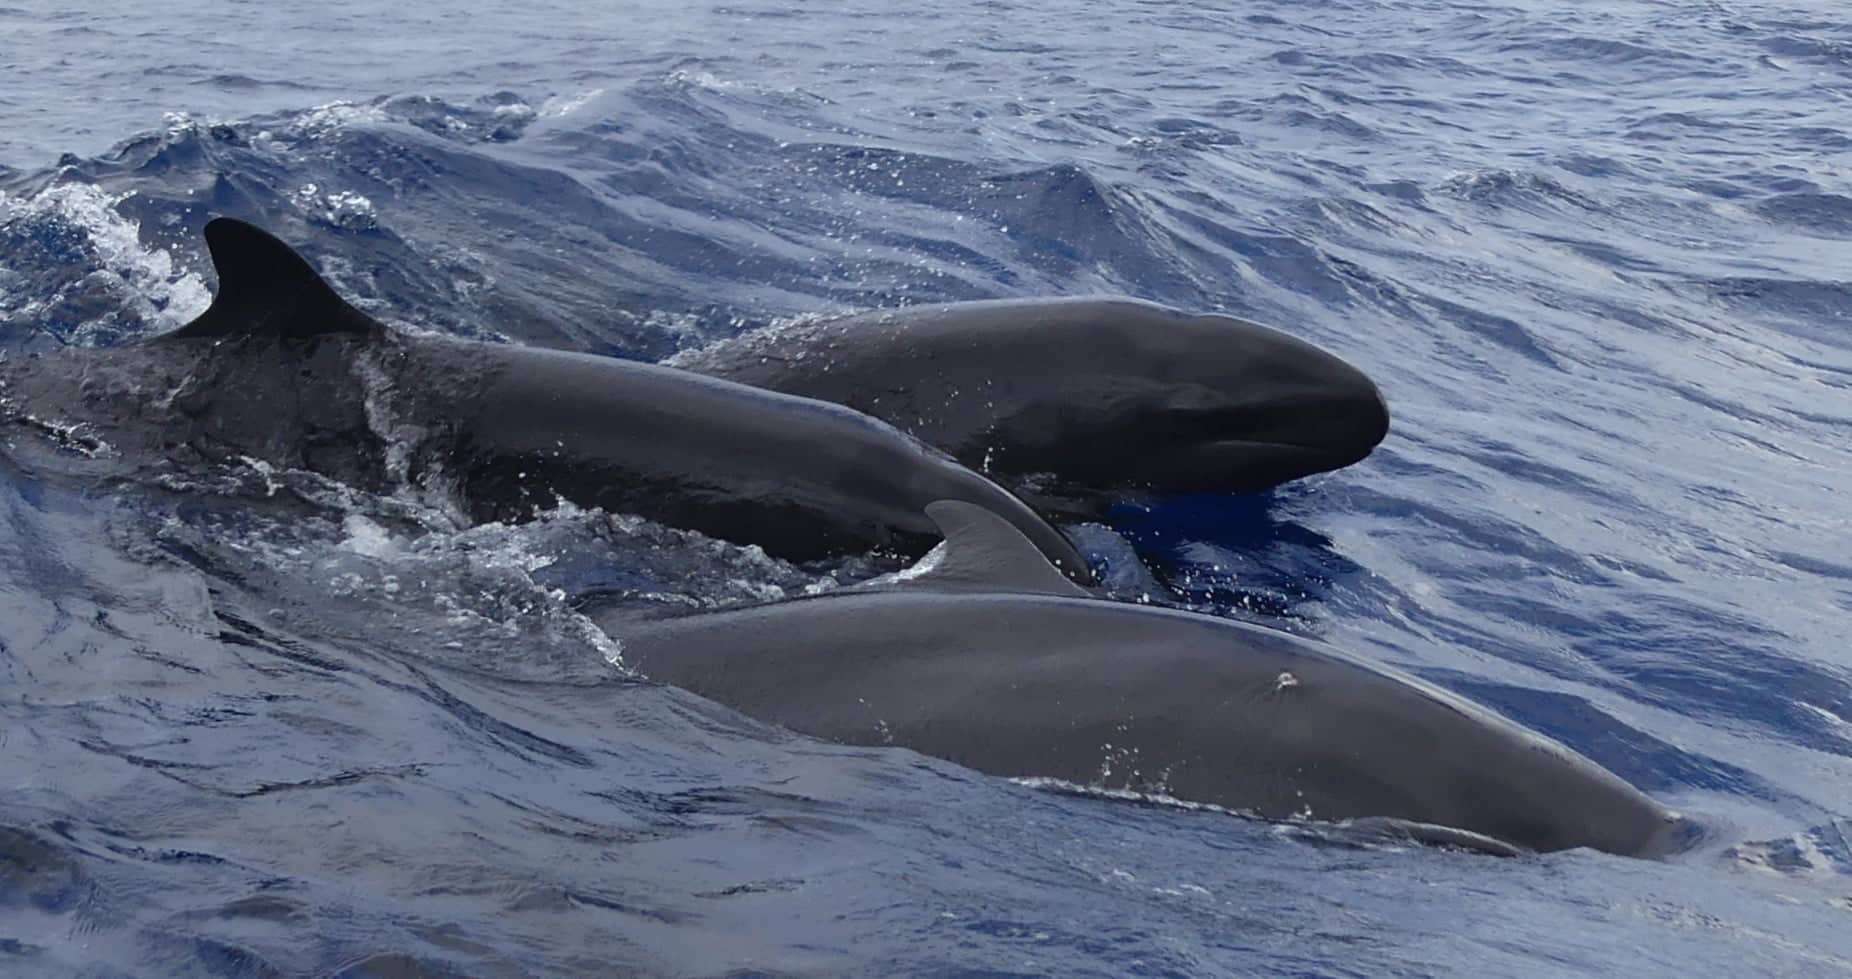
<box><xmin>0</xmin><ymin>182</ymin><xmax>211</xmax><ymax>340</ymax></box>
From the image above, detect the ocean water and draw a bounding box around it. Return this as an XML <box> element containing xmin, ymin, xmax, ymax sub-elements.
<box><xmin>3</xmin><ymin>0</ymin><xmax>1851</xmax><ymax>974</ymax></box>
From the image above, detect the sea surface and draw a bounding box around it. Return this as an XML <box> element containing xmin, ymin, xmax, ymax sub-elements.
<box><xmin>3</xmin><ymin>0</ymin><xmax>1851</xmax><ymax>974</ymax></box>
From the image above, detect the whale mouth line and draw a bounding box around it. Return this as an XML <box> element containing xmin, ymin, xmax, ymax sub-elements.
<box><xmin>1175</xmin><ymin>407</ymin><xmax>1387</xmax><ymax>463</ymax></box>
<box><xmin>1190</xmin><ymin>436</ymin><xmax>1375</xmax><ymax>464</ymax></box>
<box><xmin>1174</xmin><ymin>392</ymin><xmax>1390</xmax><ymax>458</ymax></box>
<box><xmin>1128</xmin><ymin>437</ymin><xmax>1381</xmax><ymax>496</ymax></box>
<box><xmin>1198</xmin><ymin>436</ymin><xmax>1364</xmax><ymax>455</ymax></box>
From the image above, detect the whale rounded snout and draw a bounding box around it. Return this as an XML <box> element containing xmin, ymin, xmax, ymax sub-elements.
<box><xmin>1141</xmin><ymin>323</ymin><xmax>1391</xmax><ymax>492</ymax></box>
<box><xmin>1320</xmin><ymin>364</ymin><xmax>1391</xmax><ymax>464</ymax></box>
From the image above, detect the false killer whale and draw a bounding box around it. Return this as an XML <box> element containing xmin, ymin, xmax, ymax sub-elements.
<box><xmin>604</xmin><ymin>501</ymin><xmax>1692</xmax><ymax>858</ymax></box>
<box><xmin>0</xmin><ymin>218</ymin><xmax>1092</xmax><ymax>581</ymax></box>
<box><xmin>674</xmin><ymin>298</ymin><xmax>1390</xmax><ymax>513</ymax></box>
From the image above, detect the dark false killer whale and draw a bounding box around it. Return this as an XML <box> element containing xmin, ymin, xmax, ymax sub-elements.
<box><xmin>0</xmin><ymin>218</ymin><xmax>1092</xmax><ymax>581</ymax></box>
<box><xmin>675</xmin><ymin>297</ymin><xmax>1390</xmax><ymax>513</ymax></box>
<box><xmin>606</xmin><ymin>501</ymin><xmax>1692</xmax><ymax>858</ymax></box>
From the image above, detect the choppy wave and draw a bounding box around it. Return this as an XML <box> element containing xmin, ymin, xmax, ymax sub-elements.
<box><xmin>4</xmin><ymin>0</ymin><xmax>1852</xmax><ymax>973</ymax></box>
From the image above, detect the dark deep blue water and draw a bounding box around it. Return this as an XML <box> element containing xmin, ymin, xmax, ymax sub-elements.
<box><xmin>3</xmin><ymin>0</ymin><xmax>1851</xmax><ymax>974</ymax></box>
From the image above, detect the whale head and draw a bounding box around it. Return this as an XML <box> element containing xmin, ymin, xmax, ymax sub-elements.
<box><xmin>967</xmin><ymin>300</ymin><xmax>1390</xmax><ymax>498</ymax></box>
<box><xmin>1121</xmin><ymin>310</ymin><xmax>1389</xmax><ymax>494</ymax></box>
<box><xmin>665</xmin><ymin>296</ymin><xmax>1391</xmax><ymax>504</ymax></box>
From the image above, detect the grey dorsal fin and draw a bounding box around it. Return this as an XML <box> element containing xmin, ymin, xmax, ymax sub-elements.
<box><xmin>913</xmin><ymin>500</ymin><xmax>1090</xmax><ymax>597</ymax></box>
<box><xmin>161</xmin><ymin>218</ymin><xmax>381</xmax><ymax>342</ymax></box>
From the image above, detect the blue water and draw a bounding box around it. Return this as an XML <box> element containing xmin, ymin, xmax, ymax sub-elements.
<box><xmin>3</xmin><ymin>0</ymin><xmax>1851</xmax><ymax>973</ymax></box>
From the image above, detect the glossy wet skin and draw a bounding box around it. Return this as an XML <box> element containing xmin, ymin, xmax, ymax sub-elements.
<box><xmin>610</xmin><ymin>585</ymin><xmax>1690</xmax><ymax>858</ymax></box>
<box><xmin>7</xmin><ymin>219</ymin><xmax>1097</xmax><ymax>583</ymax></box>
<box><xmin>436</xmin><ymin>335</ymin><xmax>1095</xmax><ymax>578</ymax></box>
<box><xmin>678</xmin><ymin>298</ymin><xmax>1390</xmax><ymax>505</ymax></box>
<box><xmin>596</xmin><ymin>501</ymin><xmax>1695</xmax><ymax>860</ymax></box>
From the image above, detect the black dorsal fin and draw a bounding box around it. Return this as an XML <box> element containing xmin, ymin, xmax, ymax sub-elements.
<box><xmin>905</xmin><ymin>500</ymin><xmax>1091</xmax><ymax>596</ymax></box>
<box><xmin>161</xmin><ymin>218</ymin><xmax>381</xmax><ymax>342</ymax></box>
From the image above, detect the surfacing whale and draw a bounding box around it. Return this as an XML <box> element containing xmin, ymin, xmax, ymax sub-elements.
<box><xmin>674</xmin><ymin>297</ymin><xmax>1391</xmax><ymax>514</ymax></box>
<box><xmin>0</xmin><ymin>218</ymin><xmax>1091</xmax><ymax>581</ymax></box>
<box><xmin>603</xmin><ymin>501</ymin><xmax>1693</xmax><ymax>858</ymax></box>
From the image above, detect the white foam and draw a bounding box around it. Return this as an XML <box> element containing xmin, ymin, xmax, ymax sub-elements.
<box><xmin>0</xmin><ymin>183</ymin><xmax>211</xmax><ymax>338</ymax></box>
<box><xmin>540</xmin><ymin>88</ymin><xmax>605</xmax><ymax>119</ymax></box>
<box><xmin>860</xmin><ymin>541</ymin><xmax>946</xmax><ymax>588</ymax></box>
<box><xmin>663</xmin><ymin>310</ymin><xmax>838</xmax><ymax>368</ymax></box>
<box><xmin>287</xmin><ymin>100</ymin><xmax>389</xmax><ymax>138</ymax></box>
<box><xmin>665</xmin><ymin>68</ymin><xmax>739</xmax><ymax>93</ymax></box>
<box><xmin>292</xmin><ymin>183</ymin><xmax>378</xmax><ymax>232</ymax></box>
<box><xmin>1010</xmin><ymin>775</ymin><xmax>1257</xmax><ymax>819</ymax></box>
<box><xmin>339</xmin><ymin>514</ymin><xmax>400</xmax><ymax>559</ymax></box>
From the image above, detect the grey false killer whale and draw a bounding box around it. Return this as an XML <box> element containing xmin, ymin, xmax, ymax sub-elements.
<box><xmin>675</xmin><ymin>297</ymin><xmax>1390</xmax><ymax>513</ymax></box>
<box><xmin>0</xmin><ymin>218</ymin><xmax>1091</xmax><ymax>582</ymax></box>
<box><xmin>606</xmin><ymin>501</ymin><xmax>1692</xmax><ymax>858</ymax></box>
